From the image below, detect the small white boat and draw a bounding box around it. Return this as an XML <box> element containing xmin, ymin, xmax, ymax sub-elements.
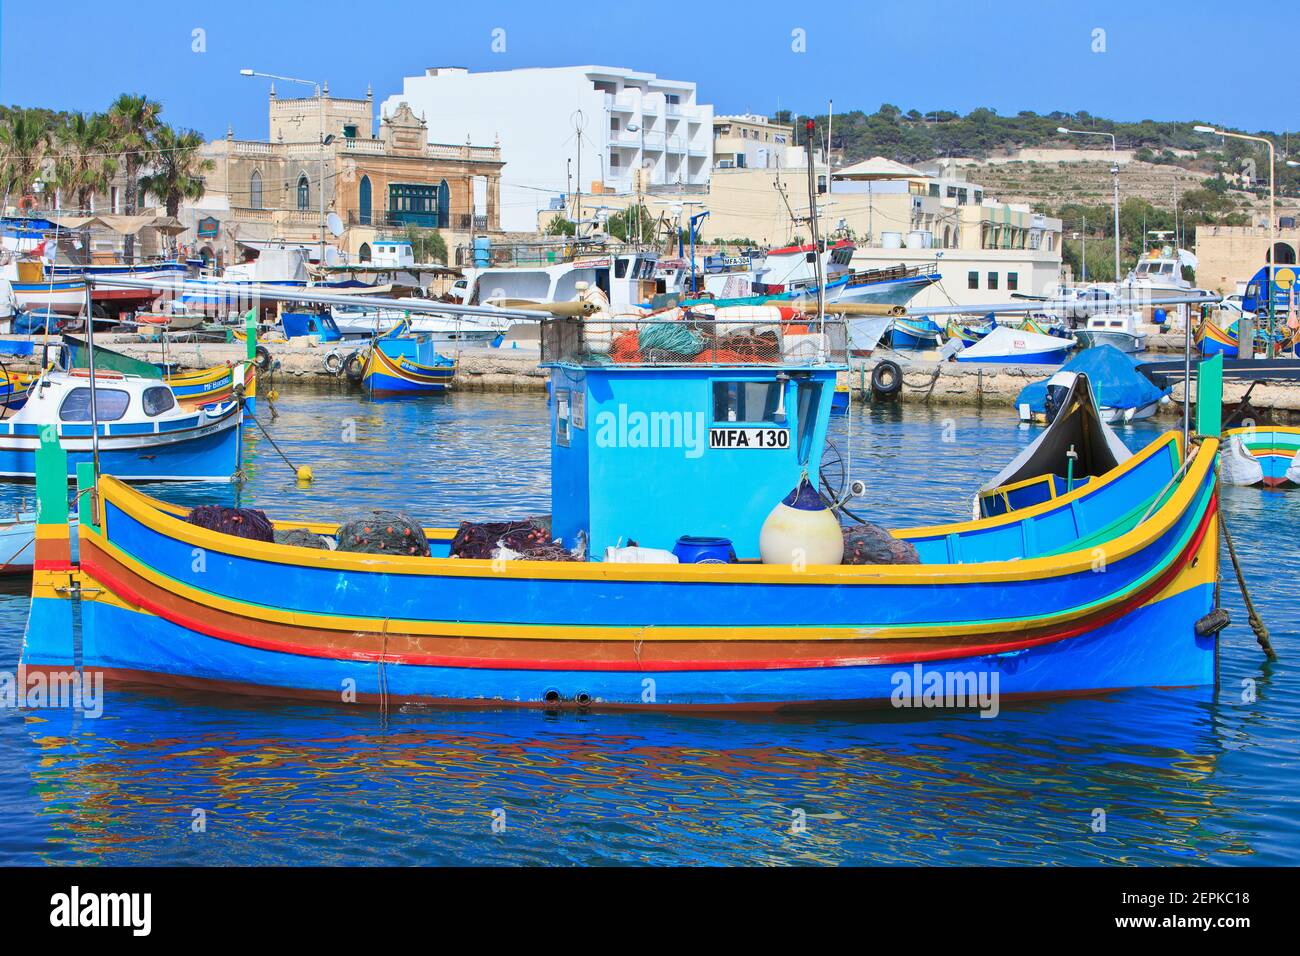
<box><xmin>331</xmin><ymin>305</ymin><xmax>507</xmax><ymax>346</ymax></box>
<box><xmin>1076</xmin><ymin>311</ymin><xmax>1148</xmax><ymax>354</ymax></box>
<box><xmin>0</xmin><ymin>369</ymin><xmax>244</xmax><ymax>481</ymax></box>
<box><xmin>956</xmin><ymin>325</ymin><xmax>1075</xmax><ymax>364</ymax></box>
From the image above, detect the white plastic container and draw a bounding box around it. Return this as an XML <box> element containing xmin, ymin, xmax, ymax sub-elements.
<box><xmin>603</xmin><ymin>545</ymin><xmax>680</xmax><ymax>564</ymax></box>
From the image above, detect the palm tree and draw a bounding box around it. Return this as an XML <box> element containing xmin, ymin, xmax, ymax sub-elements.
<box><xmin>139</xmin><ymin>125</ymin><xmax>212</xmax><ymax>217</ymax></box>
<box><xmin>0</xmin><ymin>108</ymin><xmax>52</xmax><ymax>209</ymax></box>
<box><xmin>107</xmin><ymin>93</ymin><xmax>161</xmax><ymax>258</ymax></box>
<box><xmin>54</xmin><ymin>112</ymin><xmax>117</xmax><ymax>214</ymax></box>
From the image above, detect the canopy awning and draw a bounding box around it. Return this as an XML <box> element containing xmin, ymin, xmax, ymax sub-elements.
<box><xmin>833</xmin><ymin>156</ymin><xmax>925</xmax><ymax>181</ymax></box>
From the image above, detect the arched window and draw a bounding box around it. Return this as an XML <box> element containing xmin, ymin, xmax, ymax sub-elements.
<box><xmin>1269</xmin><ymin>242</ymin><xmax>1297</xmax><ymax>265</ymax></box>
<box><xmin>359</xmin><ymin>242</ymin><xmax>372</xmax><ymax>262</ymax></box>
<box><xmin>297</xmin><ymin>174</ymin><xmax>310</xmax><ymax>211</ymax></box>
<box><xmin>250</xmin><ymin>170</ymin><xmax>263</xmax><ymax>209</ymax></box>
<box><xmin>437</xmin><ymin>179</ymin><xmax>450</xmax><ymax>229</ymax></box>
<box><xmin>359</xmin><ymin>175</ymin><xmax>372</xmax><ymax>226</ymax></box>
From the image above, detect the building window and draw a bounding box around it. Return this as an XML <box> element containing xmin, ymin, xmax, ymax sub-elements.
<box><xmin>610</xmin><ymin>152</ymin><xmax>621</xmax><ymax>168</ymax></box>
<box><xmin>987</xmin><ymin>272</ymin><xmax>999</xmax><ymax>290</ymax></box>
<box><xmin>249</xmin><ymin>170</ymin><xmax>262</xmax><ymax>209</ymax></box>
<box><xmin>1007</xmin><ymin>272</ymin><xmax>1019</xmax><ymax>291</ymax></box>
<box><xmin>297</xmin><ymin>174</ymin><xmax>310</xmax><ymax>211</ymax></box>
<box><xmin>359</xmin><ymin>242</ymin><xmax>372</xmax><ymax>262</ymax></box>
<box><xmin>343</xmin><ymin>124</ymin><xmax>358</xmax><ymax>139</ymax></box>
<box><xmin>359</xmin><ymin>175</ymin><xmax>372</xmax><ymax>225</ymax></box>
<box><xmin>968</xmin><ymin>271</ymin><xmax>979</xmax><ymax>290</ymax></box>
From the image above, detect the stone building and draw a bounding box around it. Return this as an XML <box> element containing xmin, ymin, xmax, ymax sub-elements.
<box><xmin>187</xmin><ymin>84</ymin><xmax>504</xmax><ymax>266</ymax></box>
<box><xmin>1195</xmin><ymin>224</ymin><xmax>1300</xmax><ymax>295</ymax></box>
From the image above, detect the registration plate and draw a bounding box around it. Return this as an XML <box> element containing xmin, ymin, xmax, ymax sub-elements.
<box><xmin>709</xmin><ymin>427</ymin><xmax>790</xmax><ymax>450</ymax></box>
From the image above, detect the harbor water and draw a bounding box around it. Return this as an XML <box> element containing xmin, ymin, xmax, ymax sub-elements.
<box><xmin>1</xmin><ymin>390</ymin><xmax>1296</xmax><ymax>865</ymax></box>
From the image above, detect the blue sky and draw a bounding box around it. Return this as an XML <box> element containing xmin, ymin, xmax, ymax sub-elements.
<box><xmin>0</xmin><ymin>1</ymin><xmax>1282</xmax><ymax>136</ymax></box>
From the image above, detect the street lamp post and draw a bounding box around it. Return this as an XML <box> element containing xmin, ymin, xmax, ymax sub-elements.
<box><xmin>241</xmin><ymin>69</ymin><xmax>330</xmax><ymax>265</ymax></box>
<box><xmin>1058</xmin><ymin>127</ymin><xmax>1121</xmax><ymax>284</ymax></box>
<box><xmin>1196</xmin><ymin>125</ymin><xmax>1276</xmax><ymax>356</ymax></box>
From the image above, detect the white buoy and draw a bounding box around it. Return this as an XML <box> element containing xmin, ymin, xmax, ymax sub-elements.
<box><xmin>759</xmin><ymin>477</ymin><xmax>844</xmax><ymax>566</ymax></box>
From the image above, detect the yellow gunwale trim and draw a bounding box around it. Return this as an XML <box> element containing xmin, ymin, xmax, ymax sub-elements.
<box><xmin>1224</xmin><ymin>425</ymin><xmax>1300</xmax><ymax>438</ymax></box>
<box><xmin>903</xmin><ymin>432</ymin><xmax>1182</xmax><ymax>538</ymax></box>
<box><xmin>93</xmin><ymin>434</ymin><xmax>1218</xmax><ymax>586</ymax></box>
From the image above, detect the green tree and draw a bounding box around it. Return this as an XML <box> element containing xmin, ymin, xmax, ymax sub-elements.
<box><xmin>606</xmin><ymin>203</ymin><xmax>655</xmax><ymax>243</ymax></box>
<box><xmin>404</xmin><ymin>224</ymin><xmax>447</xmax><ymax>264</ymax></box>
<box><xmin>107</xmin><ymin>93</ymin><xmax>162</xmax><ymax>258</ymax></box>
<box><xmin>0</xmin><ymin>108</ymin><xmax>52</xmax><ymax>206</ymax></box>
<box><xmin>54</xmin><ymin>112</ymin><xmax>117</xmax><ymax>213</ymax></box>
<box><xmin>546</xmin><ymin>215</ymin><xmax>576</xmax><ymax>236</ymax></box>
<box><xmin>139</xmin><ymin>126</ymin><xmax>213</xmax><ymax>217</ymax></box>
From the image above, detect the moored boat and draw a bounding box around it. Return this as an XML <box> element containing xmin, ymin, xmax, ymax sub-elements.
<box><xmin>1220</xmin><ymin>425</ymin><xmax>1300</xmax><ymax>488</ymax></box>
<box><xmin>18</xmin><ymin>318</ymin><xmax>1228</xmax><ymax>711</ymax></box>
<box><xmin>0</xmin><ymin>369</ymin><xmax>243</xmax><ymax>481</ymax></box>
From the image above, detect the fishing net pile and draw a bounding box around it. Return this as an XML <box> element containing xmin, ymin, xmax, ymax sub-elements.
<box><xmin>186</xmin><ymin>505</ymin><xmax>275</xmax><ymax>542</ymax></box>
<box><xmin>604</xmin><ymin>314</ymin><xmax>787</xmax><ymax>365</ymax></box>
<box><xmin>334</xmin><ymin>511</ymin><xmax>430</xmax><ymax>557</ymax></box>
<box><xmin>449</xmin><ymin>518</ymin><xmax>578</xmax><ymax>562</ymax></box>
<box><xmin>841</xmin><ymin>521</ymin><xmax>920</xmax><ymax>566</ymax></box>
<box><xmin>272</xmin><ymin>527</ymin><xmax>331</xmax><ymax>550</ymax></box>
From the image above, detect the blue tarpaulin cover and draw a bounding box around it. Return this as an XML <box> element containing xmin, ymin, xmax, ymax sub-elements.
<box><xmin>1015</xmin><ymin>345</ymin><xmax>1169</xmax><ymax>413</ymax></box>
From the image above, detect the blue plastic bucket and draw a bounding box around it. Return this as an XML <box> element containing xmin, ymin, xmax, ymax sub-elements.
<box><xmin>673</xmin><ymin>536</ymin><xmax>736</xmax><ymax>564</ymax></box>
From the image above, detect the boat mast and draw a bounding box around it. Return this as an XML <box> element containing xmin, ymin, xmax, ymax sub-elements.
<box><xmin>83</xmin><ymin>281</ymin><xmax>101</xmax><ymax>477</ymax></box>
<box><xmin>804</xmin><ymin>119</ymin><xmax>826</xmax><ymax>327</ymax></box>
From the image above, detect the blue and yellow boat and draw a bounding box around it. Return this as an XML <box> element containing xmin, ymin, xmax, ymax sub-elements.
<box><xmin>360</xmin><ymin>335</ymin><xmax>455</xmax><ymax>395</ymax></box>
<box><xmin>18</xmin><ymin>311</ymin><xmax>1227</xmax><ymax>712</ymax></box>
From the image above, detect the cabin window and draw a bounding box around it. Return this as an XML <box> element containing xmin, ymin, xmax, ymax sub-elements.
<box><xmin>795</xmin><ymin>382</ymin><xmax>821</xmax><ymax>465</ymax></box>
<box><xmin>1007</xmin><ymin>272</ymin><xmax>1018</xmax><ymax>291</ymax></box>
<box><xmin>555</xmin><ymin>389</ymin><xmax>571</xmax><ymax>447</ymax></box>
<box><xmin>59</xmin><ymin>387</ymin><xmax>130</xmax><ymax>422</ymax></box>
<box><xmin>967</xmin><ymin>271</ymin><xmax>978</xmax><ymax>290</ymax></box>
<box><xmin>712</xmin><ymin>380</ymin><xmax>783</xmax><ymax>423</ymax></box>
<box><xmin>615</xmin><ymin>258</ymin><xmax>629</xmax><ymax>279</ymax></box>
<box><xmin>987</xmin><ymin>272</ymin><xmax>999</xmax><ymax>290</ymax></box>
<box><xmin>142</xmin><ymin>386</ymin><xmax>175</xmax><ymax>417</ymax></box>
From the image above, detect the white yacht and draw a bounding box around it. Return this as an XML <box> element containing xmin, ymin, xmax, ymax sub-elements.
<box><xmin>1075</xmin><ymin>311</ymin><xmax>1148</xmax><ymax>354</ymax></box>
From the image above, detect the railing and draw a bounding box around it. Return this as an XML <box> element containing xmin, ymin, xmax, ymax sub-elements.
<box><xmin>541</xmin><ymin>314</ymin><xmax>848</xmax><ymax>368</ymax></box>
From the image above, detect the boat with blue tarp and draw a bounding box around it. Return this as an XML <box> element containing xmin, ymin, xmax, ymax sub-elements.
<box><xmin>1015</xmin><ymin>345</ymin><xmax>1170</xmax><ymax>423</ymax></box>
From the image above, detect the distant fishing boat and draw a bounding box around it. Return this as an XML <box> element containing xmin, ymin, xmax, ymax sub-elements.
<box><xmin>60</xmin><ymin>334</ymin><xmax>255</xmax><ymax>411</ymax></box>
<box><xmin>944</xmin><ymin>316</ymin><xmax>992</xmax><ymax>348</ymax></box>
<box><xmin>9</xmin><ymin>278</ymin><xmax>87</xmax><ymax>315</ymax></box>
<box><xmin>888</xmin><ymin>316</ymin><xmax>943</xmax><ymax>350</ymax></box>
<box><xmin>1075</xmin><ymin>311</ymin><xmax>1148</xmax><ymax>354</ymax></box>
<box><xmin>360</xmin><ymin>335</ymin><xmax>455</xmax><ymax>395</ymax></box>
<box><xmin>1220</xmin><ymin>425</ymin><xmax>1300</xmax><ymax>488</ymax></box>
<box><xmin>0</xmin><ymin>369</ymin><xmax>243</xmax><ymax>481</ymax></box>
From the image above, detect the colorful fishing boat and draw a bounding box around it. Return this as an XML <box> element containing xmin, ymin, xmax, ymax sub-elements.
<box><xmin>1220</xmin><ymin>425</ymin><xmax>1300</xmax><ymax>488</ymax></box>
<box><xmin>9</xmin><ymin>278</ymin><xmax>87</xmax><ymax>315</ymax></box>
<box><xmin>360</xmin><ymin>335</ymin><xmax>455</xmax><ymax>395</ymax></box>
<box><xmin>944</xmin><ymin>317</ymin><xmax>992</xmax><ymax>348</ymax></box>
<box><xmin>0</xmin><ymin>369</ymin><xmax>243</xmax><ymax>481</ymax></box>
<box><xmin>1</xmin><ymin>514</ymin><xmax>37</xmax><ymax>573</ymax></box>
<box><xmin>18</xmin><ymin>316</ymin><xmax>1226</xmax><ymax>711</ymax></box>
<box><xmin>888</xmin><ymin>316</ymin><xmax>943</xmax><ymax>350</ymax></box>
<box><xmin>1197</xmin><ymin>316</ymin><xmax>1240</xmax><ymax>357</ymax></box>
<box><xmin>60</xmin><ymin>335</ymin><xmax>255</xmax><ymax>411</ymax></box>
<box><xmin>1</xmin><ymin>367</ymin><xmax>36</xmax><ymax>412</ymax></box>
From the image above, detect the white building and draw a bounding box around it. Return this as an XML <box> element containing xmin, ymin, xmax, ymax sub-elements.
<box><xmin>382</xmin><ymin>65</ymin><xmax>713</xmax><ymax>231</ymax></box>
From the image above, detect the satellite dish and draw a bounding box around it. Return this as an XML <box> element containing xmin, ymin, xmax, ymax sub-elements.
<box><xmin>326</xmin><ymin>212</ymin><xmax>344</xmax><ymax>237</ymax></box>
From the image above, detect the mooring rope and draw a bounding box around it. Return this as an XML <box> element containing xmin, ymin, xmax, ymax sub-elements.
<box><xmin>1220</xmin><ymin>506</ymin><xmax>1277</xmax><ymax>661</ymax></box>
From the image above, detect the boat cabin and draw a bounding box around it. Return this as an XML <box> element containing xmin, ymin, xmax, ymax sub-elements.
<box><xmin>470</xmin><ymin>251</ymin><xmax>659</xmax><ymax>310</ymax></box>
<box><xmin>541</xmin><ymin>314</ymin><xmax>847</xmax><ymax>559</ymax></box>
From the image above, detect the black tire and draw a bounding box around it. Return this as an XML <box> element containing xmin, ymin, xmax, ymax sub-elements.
<box><xmin>871</xmin><ymin>359</ymin><xmax>902</xmax><ymax>398</ymax></box>
<box><xmin>254</xmin><ymin>345</ymin><xmax>273</xmax><ymax>372</ymax></box>
<box><xmin>323</xmin><ymin>351</ymin><xmax>344</xmax><ymax>375</ymax></box>
<box><xmin>343</xmin><ymin>351</ymin><xmax>366</xmax><ymax>384</ymax></box>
